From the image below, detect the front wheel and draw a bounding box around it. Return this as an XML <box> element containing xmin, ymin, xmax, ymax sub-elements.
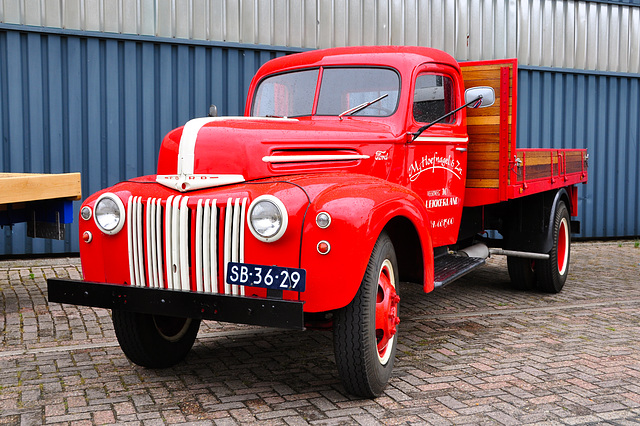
<box><xmin>112</xmin><ymin>310</ymin><xmax>201</xmax><ymax>368</ymax></box>
<box><xmin>333</xmin><ymin>232</ymin><xmax>400</xmax><ymax>398</ymax></box>
<box><xmin>536</xmin><ymin>201</ymin><xmax>571</xmax><ymax>293</ymax></box>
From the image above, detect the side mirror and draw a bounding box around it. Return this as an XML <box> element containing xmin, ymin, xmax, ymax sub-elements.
<box><xmin>208</xmin><ymin>104</ymin><xmax>218</xmax><ymax>117</ymax></box>
<box><xmin>464</xmin><ymin>87</ymin><xmax>495</xmax><ymax>108</ymax></box>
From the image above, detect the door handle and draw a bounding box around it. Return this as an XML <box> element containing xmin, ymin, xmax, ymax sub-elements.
<box><xmin>455</xmin><ymin>147</ymin><xmax>467</xmax><ymax>152</ymax></box>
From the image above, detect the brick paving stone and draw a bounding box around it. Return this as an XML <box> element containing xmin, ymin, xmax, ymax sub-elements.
<box><xmin>1</xmin><ymin>241</ymin><xmax>640</xmax><ymax>424</ymax></box>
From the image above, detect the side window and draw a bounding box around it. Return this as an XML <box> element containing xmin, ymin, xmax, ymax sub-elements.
<box><xmin>413</xmin><ymin>74</ymin><xmax>455</xmax><ymax>124</ymax></box>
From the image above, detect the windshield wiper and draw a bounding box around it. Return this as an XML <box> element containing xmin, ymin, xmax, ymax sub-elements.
<box><xmin>338</xmin><ymin>94</ymin><xmax>388</xmax><ymax>120</ymax></box>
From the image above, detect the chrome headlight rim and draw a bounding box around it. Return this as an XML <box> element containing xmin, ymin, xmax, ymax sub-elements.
<box><xmin>93</xmin><ymin>193</ymin><xmax>126</xmax><ymax>235</ymax></box>
<box><xmin>247</xmin><ymin>195</ymin><xmax>288</xmax><ymax>243</ymax></box>
<box><xmin>80</xmin><ymin>206</ymin><xmax>92</xmax><ymax>221</ymax></box>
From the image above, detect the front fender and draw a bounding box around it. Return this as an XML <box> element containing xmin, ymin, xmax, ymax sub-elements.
<box><xmin>293</xmin><ymin>174</ymin><xmax>434</xmax><ymax>312</ymax></box>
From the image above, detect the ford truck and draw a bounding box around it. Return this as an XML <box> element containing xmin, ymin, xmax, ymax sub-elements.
<box><xmin>48</xmin><ymin>46</ymin><xmax>588</xmax><ymax>397</ymax></box>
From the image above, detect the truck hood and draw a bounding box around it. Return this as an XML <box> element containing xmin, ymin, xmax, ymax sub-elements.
<box><xmin>156</xmin><ymin>117</ymin><xmax>401</xmax><ymax>192</ymax></box>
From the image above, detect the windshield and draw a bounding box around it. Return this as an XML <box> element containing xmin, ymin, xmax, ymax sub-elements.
<box><xmin>251</xmin><ymin>67</ymin><xmax>400</xmax><ymax>118</ymax></box>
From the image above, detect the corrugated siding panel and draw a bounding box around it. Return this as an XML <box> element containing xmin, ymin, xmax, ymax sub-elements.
<box><xmin>517</xmin><ymin>68</ymin><xmax>640</xmax><ymax>238</ymax></box>
<box><xmin>0</xmin><ymin>25</ymin><xmax>301</xmax><ymax>255</ymax></box>
<box><xmin>518</xmin><ymin>0</ymin><xmax>640</xmax><ymax>73</ymax></box>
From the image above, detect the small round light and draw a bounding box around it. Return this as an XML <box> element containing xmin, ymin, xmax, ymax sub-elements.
<box><xmin>80</xmin><ymin>206</ymin><xmax>92</xmax><ymax>221</ymax></box>
<box><xmin>316</xmin><ymin>212</ymin><xmax>332</xmax><ymax>229</ymax></box>
<box><xmin>82</xmin><ymin>231</ymin><xmax>93</xmax><ymax>243</ymax></box>
<box><xmin>247</xmin><ymin>195</ymin><xmax>288</xmax><ymax>242</ymax></box>
<box><xmin>317</xmin><ymin>240</ymin><xmax>331</xmax><ymax>255</ymax></box>
<box><xmin>93</xmin><ymin>193</ymin><xmax>126</xmax><ymax>235</ymax></box>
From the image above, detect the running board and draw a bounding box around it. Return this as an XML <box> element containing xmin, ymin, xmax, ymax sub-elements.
<box><xmin>434</xmin><ymin>255</ymin><xmax>486</xmax><ymax>288</ymax></box>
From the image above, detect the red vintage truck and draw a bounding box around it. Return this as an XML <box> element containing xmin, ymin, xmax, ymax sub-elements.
<box><xmin>48</xmin><ymin>46</ymin><xmax>588</xmax><ymax>397</ymax></box>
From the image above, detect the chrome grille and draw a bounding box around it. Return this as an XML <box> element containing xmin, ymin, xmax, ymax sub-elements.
<box><xmin>127</xmin><ymin>196</ymin><xmax>247</xmax><ymax>294</ymax></box>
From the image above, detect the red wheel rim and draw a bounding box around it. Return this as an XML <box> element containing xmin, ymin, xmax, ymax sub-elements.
<box><xmin>375</xmin><ymin>259</ymin><xmax>400</xmax><ymax>364</ymax></box>
<box><xmin>557</xmin><ymin>217</ymin><xmax>569</xmax><ymax>275</ymax></box>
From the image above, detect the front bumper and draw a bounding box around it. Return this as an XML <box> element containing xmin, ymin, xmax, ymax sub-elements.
<box><xmin>48</xmin><ymin>278</ymin><xmax>305</xmax><ymax>330</ymax></box>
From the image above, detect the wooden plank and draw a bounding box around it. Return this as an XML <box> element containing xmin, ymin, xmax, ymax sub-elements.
<box><xmin>467</xmin><ymin>116</ymin><xmax>501</xmax><ymax>126</ymax></box>
<box><xmin>466</xmin><ymin>135</ymin><xmax>501</xmax><ymax>146</ymax></box>
<box><xmin>467</xmin><ymin>152</ymin><xmax>500</xmax><ymax>162</ymax></box>
<box><xmin>460</xmin><ymin>64</ymin><xmax>513</xmax><ymax>72</ymax></box>
<box><xmin>466</xmin><ymin>125</ymin><xmax>501</xmax><ymax>135</ymax></box>
<box><xmin>467</xmin><ymin>168</ymin><xmax>500</xmax><ymax>177</ymax></box>
<box><xmin>466</xmin><ymin>178</ymin><xmax>500</xmax><ymax>188</ymax></box>
<box><xmin>0</xmin><ymin>173</ymin><xmax>82</xmax><ymax>205</ymax></box>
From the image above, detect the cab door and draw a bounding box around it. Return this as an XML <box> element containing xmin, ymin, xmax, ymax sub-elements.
<box><xmin>406</xmin><ymin>64</ymin><xmax>468</xmax><ymax>247</ymax></box>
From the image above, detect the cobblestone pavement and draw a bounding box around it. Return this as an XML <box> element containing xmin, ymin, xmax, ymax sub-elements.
<box><xmin>1</xmin><ymin>240</ymin><xmax>639</xmax><ymax>425</ymax></box>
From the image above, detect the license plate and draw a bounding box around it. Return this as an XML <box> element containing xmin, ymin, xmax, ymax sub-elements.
<box><xmin>226</xmin><ymin>262</ymin><xmax>306</xmax><ymax>292</ymax></box>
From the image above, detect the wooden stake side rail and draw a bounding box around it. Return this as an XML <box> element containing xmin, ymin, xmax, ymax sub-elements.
<box><xmin>507</xmin><ymin>148</ymin><xmax>588</xmax><ymax>199</ymax></box>
<box><xmin>0</xmin><ymin>173</ymin><xmax>81</xmax><ymax>205</ymax></box>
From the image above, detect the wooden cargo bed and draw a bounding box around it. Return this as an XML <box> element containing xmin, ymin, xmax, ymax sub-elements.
<box><xmin>460</xmin><ymin>60</ymin><xmax>588</xmax><ymax>206</ymax></box>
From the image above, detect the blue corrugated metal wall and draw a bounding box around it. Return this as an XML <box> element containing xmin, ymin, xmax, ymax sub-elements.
<box><xmin>0</xmin><ymin>24</ymin><xmax>304</xmax><ymax>255</ymax></box>
<box><xmin>517</xmin><ymin>66</ymin><xmax>640</xmax><ymax>239</ymax></box>
<box><xmin>0</xmin><ymin>24</ymin><xmax>638</xmax><ymax>255</ymax></box>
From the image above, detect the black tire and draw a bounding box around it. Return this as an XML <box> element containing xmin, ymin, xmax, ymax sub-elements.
<box><xmin>536</xmin><ymin>201</ymin><xmax>571</xmax><ymax>293</ymax></box>
<box><xmin>112</xmin><ymin>310</ymin><xmax>201</xmax><ymax>368</ymax></box>
<box><xmin>507</xmin><ymin>256</ymin><xmax>537</xmax><ymax>290</ymax></box>
<box><xmin>333</xmin><ymin>232</ymin><xmax>400</xmax><ymax>398</ymax></box>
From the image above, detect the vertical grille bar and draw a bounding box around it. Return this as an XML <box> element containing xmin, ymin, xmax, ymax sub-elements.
<box><xmin>154</xmin><ymin>199</ymin><xmax>164</xmax><ymax>289</ymax></box>
<box><xmin>170</xmin><ymin>195</ymin><xmax>182</xmax><ymax>289</ymax></box>
<box><xmin>135</xmin><ymin>197</ymin><xmax>146</xmax><ymax>287</ymax></box>
<box><xmin>164</xmin><ymin>195</ymin><xmax>175</xmax><ymax>290</ymax></box>
<box><xmin>238</xmin><ymin>198</ymin><xmax>247</xmax><ymax>296</ymax></box>
<box><xmin>179</xmin><ymin>196</ymin><xmax>191</xmax><ymax>291</ymax></box>
<box><xmin>146</xmin><ymin>198</ymin><xmax>156</xmax><ymax>288</ymax></box>
<box><xmin>195</xmin><ymin>199</ymin><xmax>204</xmax><ymax>292</ymax></box>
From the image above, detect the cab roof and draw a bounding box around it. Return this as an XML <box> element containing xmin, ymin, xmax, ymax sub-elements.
<box><xmin>253</xmin><ymin>46</ymin><xmax>460</xmax><ymax>78</ymax></box>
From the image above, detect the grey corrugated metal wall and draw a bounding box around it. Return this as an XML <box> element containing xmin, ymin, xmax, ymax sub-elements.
<box><xmin>0</xmin><ymin>24</ymin><xmax>303</xmax><ymax>255</ymax></box>
<box><xmin>2</xmin><ymin>0</ymin><xmax>639</xmax><ymax>72</ymax></box>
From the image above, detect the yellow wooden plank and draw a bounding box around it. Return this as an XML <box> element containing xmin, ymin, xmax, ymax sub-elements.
<box><xmin>0</xmin><ymin>173</ymin><xmax>82</xmax><ymax>205</ymax></box>
<box><xmin>467</xmin><ymin>116</ymin><xmax>500</xmax><ymax>126</ymax></box>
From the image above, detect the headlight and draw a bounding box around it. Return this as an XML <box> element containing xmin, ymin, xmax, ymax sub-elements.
<box><xmin>247</xmin><ymin>195</ymin><xmax>288</xmax><ymax>242</ymax></box>
<box><xmin>93</xmin><ymin>193</ymin><xmax>126</xmax><ymax>235</ymax></box>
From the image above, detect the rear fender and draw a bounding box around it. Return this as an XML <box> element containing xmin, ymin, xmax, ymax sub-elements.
<box><xmin>298</xmin><ymin>175</ymin><xmax>434</xmax><ymax>312</ymax></box>
<box><xmin>504</xmin><ymin>187</ymin><xmax>572</xmax><ymax>254</ymax></box>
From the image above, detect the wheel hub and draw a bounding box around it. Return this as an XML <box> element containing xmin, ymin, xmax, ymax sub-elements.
<box><xmin>557</xmin><ymin>217</ymin><xmax>569</xmax><ymax>275</ymax></box>
<box><xmin>375</xmin><ymin>260</ymin><xmax>400</xmax><ymax>363</ymax></box>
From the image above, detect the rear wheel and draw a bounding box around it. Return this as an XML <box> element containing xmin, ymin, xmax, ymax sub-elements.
<box><xmin>536</xmin><ymin>201</ymin><xmax>571</xmax><ymax>293</ymax></box>
<box><xmin>112</xmin><ymin>310</ymin><xmax>201</xmax><ymax>368</ymax></box>
<box><xmin>333</xmin><ymin>232</ymin><xmax>400</xmax><ymax>398</ymax></box>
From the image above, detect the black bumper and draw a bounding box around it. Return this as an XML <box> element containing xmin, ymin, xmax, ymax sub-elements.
<box><xmin>47</xmin><ymin>278</ymin><xmax>305</xmax><ymax>330</ymax></box>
